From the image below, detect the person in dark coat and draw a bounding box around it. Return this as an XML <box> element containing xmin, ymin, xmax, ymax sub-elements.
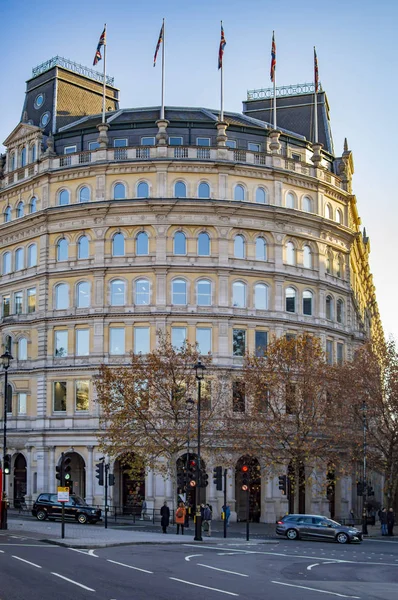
<box><xmin>349</xmin><ymin>509</ymin><xmax>355</xmax><ymax>526</ymax></box>
<box><xmin>160</xmin><ymin>501</ymin><xmax>170</xmax><ymax>533</ymax></box>
<box><xmin>380</xmin><ymin>507</ymin><xmax>388</xmax><ymax>535</ymax></box>
<box><xmin>387</xmin><ymin>508</ymin><xmax>395</xmax><ymax>536</ymax></box>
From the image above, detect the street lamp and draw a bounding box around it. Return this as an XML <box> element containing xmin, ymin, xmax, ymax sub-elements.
<box><xmin>185</xmin><ymin>397</ymin><xmax>194</xmax><ymax>521</ymax></box>
<box><xmin>0</xmin><ymin>350</ymin><xmax>13</xmax><ymax>531</ymax></box>
<box><xmin>362</xmin><ymin>400</ymin><xmax>368</xmax><ymax>536</ymax></box>
<box><xmin>193</xmin><ymin>360</ymin><xmax>206</xmax><ymax>542</ymax></box>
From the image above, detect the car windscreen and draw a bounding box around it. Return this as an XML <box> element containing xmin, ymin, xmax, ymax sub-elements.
<box><xmin>72</xmin><ymin>496</ymin><xmax>87</xmax><ymax>506</ymax></box>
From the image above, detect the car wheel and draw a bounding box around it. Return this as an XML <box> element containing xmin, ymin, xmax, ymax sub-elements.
<box><xmin>286</xmin><ymin>528</ymin><xmax>298</xmax><ymax>540</ymax></box>
<box><xmin>36</xmin><ymin>510</ymin><xmax>47</xmax><ymax>521</ymax></box>
<box><xmin>77</xmin><ymin>513</ymin><xmax>88</xmax><ymax>524</ymax></box>
<box><xmin>336</xmin><ymin>532</ymin><xmax>349</xmax><ymax>544</ymax></box>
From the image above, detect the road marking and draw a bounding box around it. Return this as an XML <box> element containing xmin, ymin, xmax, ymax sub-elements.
<box><xmin>185</xmin><ymin>553</ymin><xmax>203</xmax><ymax>562</ymax></box>
<box><xmin>0</xmin><ymin>544</ymin><xmax>57</xmax><ymax>547</ymax></box>
<box><xmin>170</xmin><ymin>577</ymin><xmax>238</xmax><ymax>596</ymax></box>
<box><xmin>52</xmin><ymin>572</ymin><xmax>95</xmax><ymax>591</ymax></box>
<box><xmin>88</xmin><ymin>549</ymin><xmax>98</xmax><ymax>557</ymax></box>
<box><xmin>307</xmin><ymin>563</ymin><xmax>320</xmax><ymax>570</ymax></box>
<box><xmin>198</xmin><ymin>563</ymin><xmax>248</xmax><ymax>577</ymax></box>
<box><xmin>0</xmin><ymin>550</ymin><xmax>4</xmax><ymax>553</ymax></box>
<box><xmin>107</xmin><ymin>559</ymin><xmax>153</xmax><ymax>574</ymax></box>
<box><xmin>12</xmin><ymin>556</ymin><xmax>42</xmax><ymax>569</ymax></box>
<box><xmin>271</xmin><ymin>581</ymin><xmax>360</xmax><ymax>598</ymax></box>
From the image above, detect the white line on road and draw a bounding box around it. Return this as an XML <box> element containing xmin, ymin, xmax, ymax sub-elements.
<box><xmin>88</xmin><ymin>549</ymin><xmax>98</xmax><ymax>557</ymax></box>
<box><xmin>271</xmin><ymin>581</ymin><xmax>360</xmax><ymax>598</ymax></box>
<box><xmin>307</xmin><ymin>563</ymin><xmax>320</xmax><ymax>570</ymax></box>
<box><xmin>51</xmin><ymin>572</ymin><xmax>95</xmax><ymax>591</ymax></box>
<box><xmin>0</xmin><ymin>550</ymin><xmax>4</xmax><ymax>553</ymax></box>
<box><xmin>185</xmin><ymin>553</ymin><xmax>203</xmax><ymax>561</ymax></box>
<box><xmin>169</xmin><ymin>577</ymin><xmax>239</xmax><ymax>596</ymax></box>
<box><xmin>198</xmin><ymin>563</ymin><xmax>248</xmax><ymax>577</ymax></box>
<box><xmin>12</xmin><ymin>556</ymin><xmax>42</xmax><ymax>569</ymax></box>
<box><xmin>107</xmin><ymin>559</ymin><xmax>153</xmax><ymax>574</ymax></box>
<box><xmin>0</xmin><ymin>544</ymin><xmax>57</xmax><ymax>547</ymax></box>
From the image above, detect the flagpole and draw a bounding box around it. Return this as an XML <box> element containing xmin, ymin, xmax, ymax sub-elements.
<box><xmin>273</xmin><ymin>78</ymin><xmax>276</xmax><ymax>130</ymax></box>
<box><xmin>313</xmin><ymin>46</ymin><xmax>318</xmax><ymax>143</ymax></box>
<box><xmin>220</xmin><ymin>21</ymin><xmax>224</xmax><ymax>122</ymax></box>
<box><xmin>272</xmin><ymin>31</ymin><xmax>276</xmax><ymax>130</ymax></box>
<box><xmin>161</xmin><ymin>18</ymin><xmax>165</xmax><ymax>120</ymax></box>
<box><xmin>102</xmin><ymin>23</ymin><xmax>107</xmax><ymax>124</ymax></box>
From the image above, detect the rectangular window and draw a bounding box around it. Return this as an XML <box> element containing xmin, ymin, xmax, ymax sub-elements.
<box><xmin>14</xmin><ymin>292</ymin><xmax>23</xmax><ymax>315</ymax></box>
<box><xmin>88</xmin><ymin>141</ymin><xmax>100</xmax><ymax>150</ymax></box>
<box><xmin>169</xmin><ymin>136</ymin><xmax>183</xmax><ymax>146</ymax></box>
<box><xmin>232</xmin><ymin>381</ymin><xmax>245</xmax><ymax>412</ymax></box>
<box><xmin>337</xmin><ymin>342</ymin><xmax>344</xmax><ymax>365</ymax></box>
<box><xmin>286</xmin><ymin>383</ymin><xmax>296</xmax><ymax>414</ymax></box>
<box><xmin>113</xmin><ymin>139</ymin><xmax>128</xmax><ymax>147</ymax></box>
<box><xmin>134</xmin><ymin>327</ymin><xmax>150</xmax><ymax>354</ymax></box>
<box><xmin>248</xmin><ymin>142</ymin><xmax>261</xmax><ymax>152</ymax></box>
<box><xmin>171</xmin><ymin>327</ymin><xmax>187</xmax><ymax>350</ymax></box>
<box><xmin>3</xmin><ymin>295</ymin><xmax>10</xmax><ymax>317</ymax></box>
<box><xmin>226</xmin><ymin>140</ymin><xmax>237</xmax><ymax>149</ymax></box>
<box><xmin>258</xmin><ymin>387</ymin><xmax>270</xmax><ymax>412</ymax></box>
<box><xmin>18</xmin><ymin>393</ymin><xmax>27</xmax><ymax>415</ymax></box>
<box><xmin>255</xmin><ymin>331</ymin><xmax>268</xmax><ymax>357</ymax></box>
<box><xmin>196</xmin><ymin>137</ymin><xmax>211</xmax><ymax>147</ymax></box>
<box><xmin>55</xmin><ymin>330</ymin><xmax>68</xmax><ymax>357</ymax></box>
<box><xmin>291</xmin><ymin>153</ymin><xmax>301</xmax><ymax>161</ymax></box>
<box><xmin>75</xmin><ymin>380</ymin><xmax>89</xmax><ymax>411</ymax></box>
<box><xmin>53</xmin><ymin>381</ymin><xmax>67</xmax><ymax>412</ymax></box>
<box><xmin>326</xmin><ymin>340</ymin><xmax>334</xmax><ymax>365</ymax></box>
<box><xmin>141</xmin><ymin>136</ymin><xmax>155</xmax><ymax>146</ymax></box>
<box><xmin>76</xmin><ymin>329</ymin><xmax>89</xmax><ymax>356</ymax></box>
<box><xmin>110</xmin><ymin>327</ymin><xmax>125</xmax><ymax>355</ymax></box>
<box><xmin>27</xmin><ymin>288</ymin><xmax>36</xmax><ymax>313</ymax></box>
<box><xmin>64</xmin><ymin>145</ymin><xmax>77</xmax><ymax>154</ymax></box>
<box><xmin>201</xmin><ymin>380</ymin><xmax>212</xmax><ymax>411</ymax></box>
<box><xmin>233</xmin><ymin>329</ymin><xmax>246</xmax><ymax>356</ymax></box>
<box><xmin>196</xmin><ymin>328</ymin><xmax>212</xmax><ymax>355</ymax></box>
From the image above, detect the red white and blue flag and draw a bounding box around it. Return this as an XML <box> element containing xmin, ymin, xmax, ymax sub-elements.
<box><xmin>153</xmin><ymin>22</ymin><xmax>164</xmax><ymax>67</ymax></box>
<box><xmin>270</xmin><ymin>31</ymin><xmax>276</xmax><ymax>82</ymax></box>
<box><xmin>218</xmin><ymin>23</ymin><xmax>226</xmax><ymax>70</ymax></box>
<box><xmin>93</xmin><ymin>27</ymin><xmax>106</xmax><ymax>66</ymax></box>
<box><xmin>314</xmin><ymin>47</ymin><xmax>319</xmax><ymax>93</ymax></box>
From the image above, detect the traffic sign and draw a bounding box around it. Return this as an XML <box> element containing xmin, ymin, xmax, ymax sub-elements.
<box><xmin>57</xmin><ymin>487</ymin><xmax>69</xmax><ymax>502</ymax></box>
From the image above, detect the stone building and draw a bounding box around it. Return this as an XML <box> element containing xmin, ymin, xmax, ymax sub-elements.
<box><xmin>0</xmin><ymin>58</ymin><xmax>382</xmax><ymax>522</ymax></box>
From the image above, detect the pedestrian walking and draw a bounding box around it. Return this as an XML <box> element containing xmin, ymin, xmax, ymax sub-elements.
<box><xmin>380</xmin><ymin>507</ymin><xmax>388</xmax><ymax>536</ymax></box>
<box><xmin>160</xmin><ymin>501</ymin><xmax>170</xmax><ymax>534</ymax></box>
<box><xmin>349</xmin><ymin>509</ymin><xmax>355</xmax><ymax>526</ymax></box>
<box><xmin>140</xmin><ymin>500</ymin><xmax>147</xmax><ymax>521</ymax></box>
<box><xmin>175</xmin><ymin>501</ymin><xmax>186</xmax><ymax>535</ymax></box>
<box><xmin>203</xmin><ymin>503</ymin><xmax>212</xmax><ymax>537</ymax></box>
<box><xmin>387</xmin><ymin>508</ymin><xmax>395</xmax><ymax>536</ymax></box>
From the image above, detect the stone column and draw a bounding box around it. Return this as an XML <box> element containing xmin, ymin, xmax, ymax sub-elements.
<box><xmin>156</xmin><ymin>119</ymin><xmax>169</xmax><ymax>146</ymax></box>
<box><xmin>49</xmin><ymin>447</ymin><xmax>56</xmax><ymax>493</ymax></box>
<box><xmin>226</xmin><ymin>467</ymin><xmax>237</xmax><ymax>522</ymax></box>
<box><xmin>35</xmin><ymin>447</ymin><xmax>49</xmax><ymax>495</ymax></box>
<box><xmin>86</xmin><ymin>446</ymin><xmax>94</xmax><ymax>504</ymax></box>
<box><xmin>96</xmin><ymin>123</ymin><xmax>109</xmax><ymax>148</ymax></box>
<box><xmin>26</xmin><ymin>446</ymin><xmax>33</xmax><ymax>502</ymax></box>
<box><xmin>311</xmin><ymin>142</ymin><xmax>323</xmax><ymax>168</ymax></box>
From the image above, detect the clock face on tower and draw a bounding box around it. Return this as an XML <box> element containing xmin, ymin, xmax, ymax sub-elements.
<box><xmin>34</xmin><ymin>93</ymin><xmax>45</xmax><ymax>109</ymax></box>
<box><xmin>40</xmin><ymin>112</ymin><xmax>51</xmax><ymax>127</ymax></box>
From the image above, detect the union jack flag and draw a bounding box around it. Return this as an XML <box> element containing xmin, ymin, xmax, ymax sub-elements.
<box><xmin>270</xmin><ymin>31</ymin><xmax>276</xmax><ymax>82</ymax></box>
<box><xmin>314</xmin><ymin>47</ymin><xmax>319</xmax><ymax>93</ymax></box>
<box><xmin>153</xmin><ymin>22</ymin><xmax>164</xmax><ymax>67</ymax></box>
<box><xmin>93</xmin><ymin>27</ymin><xmax>106</xmax><ymax>66</ymax></box>
<box><xmin>218</xmin><ymin>23</ymin><xmax>226</xmax><ymax>70</ymax></box>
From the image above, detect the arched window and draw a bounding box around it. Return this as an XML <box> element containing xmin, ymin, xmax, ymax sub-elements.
<box><xmin>198</xmin><ymin>232</ymin><xmax>210</xmax><ymax>256</ymax></box>
<box><xmin>326</xmin><ymin>295</ymin><xmax>334</xmax><ymax>320</ymax></box>
<box><xmin>285</xmin><ymin>287</ymin><xmax>296</xmax><ymax>312</ymax></box>
<box><xmin>303</xmin><ymin>196</ymin><xmax>312</xmax><ymax>212</ymax></box>
<box><xmin>198</xmin><ymin>182</ymin><xmax>210</xmax><ymax>199</ymax></box>
<box><xmin>286</xmin><ymin>241</ymin><xmax>295</xmax><ymax>265</ymax></box>
<box><xmin>234</xmin><ymin>235</ymin><xmax>245</xmax><ymax>259</ymax></box>
<box><xmin>303</xmin><ymin>245</ymin><xmax>312</xmax><ymax>269</ymax></box>
<box><xmin>136</xmin><ymin>232</ymin><xmax>149</xmax><ymax>255</ymax></box>
<box><xmin>197</xmin><ymin>279</ymin><xmax>212</xmax><ymax>306</ymax></box>
<box><xmin>326</xmin><ymin>251</ymin><xmax>332</xmax><ymax>274</ymax></box>
<box><xmin>255</xmin><ymin>237</ymin><xmax>267</xmax><ymax>261</ymax></box>
<box><xmin>255</xmin><ymin>187</ymin><xmax>266</xmax><ymax>204</ymax></box>
<box><xmin>172</xmin><ymin>279</ymin><xmax>187</xmax><ymax>305</ymax></box>
<box><xmin>337</xmin><ymin>299</ymin><xmax>344</xmax><ymax>324</ymax></box>
<box><xmin>79</xmin><ymin>186</ymin><xmax>90</xmax><ymax>203</ymax></box>
<box><xmin>16</xmin><ymin>201</ymin><xmax>24</xmax><ymax>218</ymax></box>
<box><xmin>325</xmin><ymin>203</ymin><xmax>333</xmax><ymax>219</ymax></box>
<box><xmin>254</xmin><ymin>283</ymin><xmax>268</xmax><ymax>310</ymax></box>
<box><xmin>337</xmin><ymin>255</ymin><xmax>343</xmax><ymax>278</ymax></box>
<box><xmin>59</xmin><ymin>189</ymin><xmax>70</xmax><ymax>206</ymax></box>
<box><xmin>27</xmin><ymin>243</ymin><xmax>37</xmax><ymax>267</ymax></box>
<box><xmin>232</xmin><ymin>281</ymin><xmax>246</xmax><ymax>308</ymax></box>
<box><xmin>5</xmin><ymin>335</ymin><xmax>12</xmax><ymax>354</ymax></box>
<box><xmin>78</xmin><ymin>235</ymin><xmax>89</xmax><ymax>259</ymax></box>
<box><xmin>15</xmin><ymin>248</ymin><xmax>24</xmax><ymax>270</ymax></box>
<box><xmin>77</xmin><ymin>281</ymin><xmax>90</xmax><ymax>308</ymax></box>
<box><xmin>112</xmin><ymin>233</ymin><xmax>125</xmax><ymax>256</ymax></box>
<box><xmin>234</xmin><ymin>185</ymin><xmax>245</xmax><ymax>201</ymax></box>
<box><xmin>173</xmin><ymin>231</ymin><xmax>186</xmax><ymax>255</ymax></box>
<box><xmin>303</xmin><ymin>290</ymin><xmax>313</xmax><ymax>315</ymax></box>
<box><xmin>2</xmin><ymin>252</ymin><xmax>11</xmax><ymax>274</ymax></box>
<box><xmin>113</xmin><ymin>183</ymin><xmax>126</xmax><ymax>200</ymax></box>
<box><xmin>174</xmin><ymin>181</ymin><xmax>187</xmax><ymax>198</ymax></box>
<box><xmin>336</xmin><ymin>209</ymin><xmax>343</xmax><ymax>224</ymax></box>
<box><xmin>110</xmin><ymin>280</ymin><xmax>126</xmax><ymax>306</ymax></box>
<box><xmin>4</xmin><ymin>206</ymin><xmax>11</xmax><ymax>222</ymax></box>
<box><xmin>18</xmin><ymin>337</ymin><xmax>28</xmax><ymax>360</ymax></box>
<box><xmin>55</xmin><ymin>283</ymin><xmax>69</xmax><ymax>309</ymax></box>
<box><xmin>21</xmin><ymin>147</ymin><xmax>27</xmax><ymax>167</ymax></box>
<box><xmin>137</xmin><ymin>181</ymin><xmax>149</xmax><ymax>198</ymax></box>
<box><xmin>135</xmin><ymin>279</ymin><xmax>150</xmax><ymax>305</ymax></box>
<box><xmin>57</xmin><ymin>239</ymin><xmax>68</xmax><ymax>262</ymax></box>
<box><xmin>29</xmin><ymin>197</ymin><xmax>37</xmax><ymax>213</ymax></box>
<box><xmin>30</xmin><ymin>145</ymin><xmax>36</xmax><ymax>163</ymax></box>
<box><xmin>286</xmin><ymin>192</ymin><xmax>295</xmax><ymax>209</ymax></box>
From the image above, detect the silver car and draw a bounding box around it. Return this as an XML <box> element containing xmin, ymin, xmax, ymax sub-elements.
<box><xmin>276</xmin><ymin>514</ymin><xmax>363</xmax><ymax>544</ymax></box>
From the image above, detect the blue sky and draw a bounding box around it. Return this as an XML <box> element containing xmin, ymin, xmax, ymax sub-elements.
<box><xmin>1</xmin><ymin>0</ymin><xmax>396</xmax><ymax>339</ymax></box>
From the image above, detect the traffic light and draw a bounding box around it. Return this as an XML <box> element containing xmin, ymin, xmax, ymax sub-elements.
<box><xmin>56</xmin><ymin>463</ymin><xmax>63</xmax><ymax>484</ymax></box>
<box><xmin>241</xmin><ymin>464</ymin><xmax>249</xmax><ymax>491</ymax></box>
<box><xmin>213</xmin><ymin>466</ymin><xmax>222</xmax><ymax>491</ymax></box>
<box><xmin>278</xmin><ymin>475</ymin><xmax>287</xmax><ymax>495</ymax></box>
<box><xmin>356</xmin><ymin>481</ymin><xmax>363</xmax><ymax>496</ymax></box>
<box><xmin>3</xmin><ymin>454</ymin><xmax>11</xmax><ymax>475</ymax></box>
<box><xmin>177</xmin><ymin>466</ymin><xmax>186</xmax><ymax>488</ymax></box>
<box><xmin>96</xmin><ymin>461</ymin><xmax>104</xmax><ymax>486</ymax></box>
<box><xmin>200</xmin><ymin>471</ymin><xmax>209</xmax><ymax>488</ymax></box>
<box><xmin>108</xmin><ymin>473</ymin><xmax>115</xmax><ymax>487</ymax></box>
<box><xmin>63</xmin><ymin>456</ymin><xmax>71</xmax><ymax>481</ymax></box>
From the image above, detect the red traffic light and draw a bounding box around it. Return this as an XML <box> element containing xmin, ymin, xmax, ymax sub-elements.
<box><xmin>241</xmin><ymin>484</ymin><xmax>249</xmax><ymax>491</ymax></box>
<box><xmin>189</xmin><ymin>460</ymin><xmax>197</xmax><ymax>468</ymax></box>
<box><xmin>241</xmin><ymin>465</ymin><xmax>249</xmax><ymax>473</ymax></box>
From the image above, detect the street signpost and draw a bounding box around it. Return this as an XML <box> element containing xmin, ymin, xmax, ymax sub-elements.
<box><xmin>57</xmin><ymin>487</ymin><xmax>69</xmax><ymax>502</ymax></box>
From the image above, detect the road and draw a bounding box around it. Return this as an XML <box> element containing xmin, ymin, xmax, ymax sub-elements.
<box><xmin>1</xmin><ymin>531</ymin><xmax>398</xmax><ymax>599</ymax></box>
